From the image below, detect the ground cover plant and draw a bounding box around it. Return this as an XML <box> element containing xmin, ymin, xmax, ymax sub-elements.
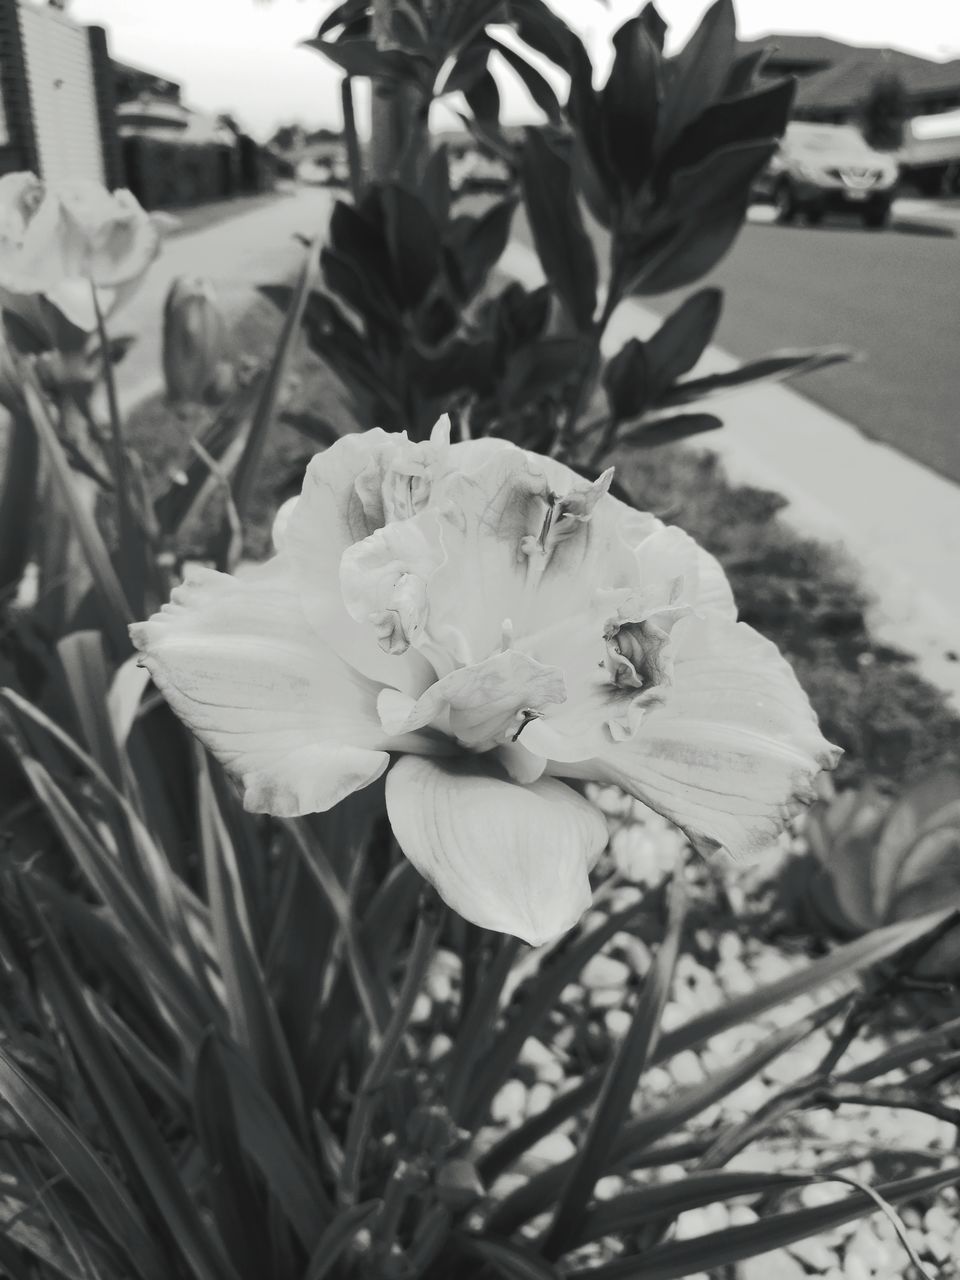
<box><xmin>1</xmin><ymin>3</ymin><xmax>960</xmax><ymax>1279</ymax></box>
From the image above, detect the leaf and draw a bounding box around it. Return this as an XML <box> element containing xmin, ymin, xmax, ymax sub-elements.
<box><xmin>0</xmin><ymin>408</ymin><xmax>38</xmax><ymax>598</ymax></box>
<box><xmin>303</xmin><ymin>1202</ymin><xmax>381</xmax><ymax>1280</ymax></box>
<box><xmin>458</xmin><ymin>1236</ymin><xmax>561</xmax><ymax>1280</ymax></box>
<box><xmin>619</xmin><ymin>412</ymin><xmax>723</xmax><ymax>448</ymax></box>
<box><xmin>603</xmin><ymin>339</ymin><xmax>650</xmax><ymax>422</ymax></box>
<box><xmin>20</xmin><ymin>886</ymin><xmax>241</xmax><ymax>1280</ymax></box>
<box><xmin>520</xmin><ymin>129</ymin><xmax>598</xmax><ymax>330</ymax></box>
<box><xmin>572</xmin><ymin>1170</ymin><xmax>811</xmax><ymax>1247</ymax></box>
<box><xmin>487</xmin><ymin>34</ymin><xmax>562</xmax><ymax>122</ymax></box>
<box><xmin>645</xmin><ymin>287</ymin><xmax>723</xmax><ymax>393</ymax></box>
<box><xmin>660</xmin><ymin>346</ymin><xmax>854</xmax><ymax>407</ymax></box>
<box><xmin>19</xmin><ymin>377</ymin><xmax>131</xmax><ymax>656</ymax></box>
<box><xmin>196</xmin><ymin>755</ymin><xmax>308</xmax><ymax>1143</ymax></box>
<box><xmin>568</xmin><ymin>1165</ymin><xmax>960</xmax><ymax>1279</ymax></box>
<box><xmin>58</xmin><ymin>631</ymin><xmax>126</xmax><ymax>792</ymax></box>
<box><xmin>633</xmin><ymin>193</ymin><xmax>750</xmax><ymax>296</ymax></box>
<box><xmin>662</xmin><ymin>77</ymin><xmax>796</xmax><ymax>177</ymax></box>
<box><xmin>658</xmin><ymin>0</ymin><xmax>736</xmax><ymax>148</ymax></box>
<box><xmin>381</xmin><ymin>184</ymin><xmax>442</xmax><ymax>310</ymax></box>
<box><xmin>542</xmin><ymin>875</ymin><xmax>687</xmax><ymax>1257</ymax></box>
<box><xmin>461</xmin><ymin>897</ymin><xmax>657</xmax><ymax>1126</ymax></box>
<box><xmin>421</xmin><ymin>144</ymin><xmax>452</xmax><ymax>225</ymax></box>
<box><xmin>192</xmin><ymin>1035</ymin><xmax>268</xmax><ymax>1280</ymax></box>
<box><xmin>465</xmin><ymin>64</ymin><xmax>501</xmax><ymax>124</ymax></box>
<box><xmin>231</xmin><ymin>235</ymin><xmax>320</xmax><ymax>527</ymax></box>
<box><xmin>316</xmin><ymin>0</ymin><xmax>369</xmax><ymax>39</ymax></box>
<box><xmin>485</xmin><ymin>999</ymin><xmax>846</xmax><ymax>1237</ymax></box>
<box><xmin>303</xmin><ymin>36</ymin><xmax>428</xmax><ymax>84</ymax></box>
<box><xmin>217</xmin><ymin>1040</ymin><xmax>332</xmax><ymax>1254</ymax></box>
<box><xmin>447</xmin><ymin>198</ymin><xmax>518</xmax><ymax>301</ymax></box>
<box><xmin>600</xmin><ymin>17</ymin><xmax>661</xmax><ymax>192</ymax></box>
<box><xmin>0</xmin><ymin>1041</ymin><xmax>164</xmax><ymax>1280</ymax></box>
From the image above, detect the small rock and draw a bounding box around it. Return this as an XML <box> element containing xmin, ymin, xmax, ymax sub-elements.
<box><xmin>525</xmin><ymin>1082</ymin><xmax>555</xmax><ymax>1119</ymax></box>
<box><xmin>525</xmin><ymin>1132</ymin><xmax>577</xmax><ymax>1165</ymax></box>
<box><xmin>410</xmin><ymin>992</ymin><xmax>433</xmax><ymax>1025</ymax></box>
<box><xmin>728</xmin><ymin>1205</ymin><xmax>758</xmax><ymax>1227</ymax></box>
<box><xmin>842</xmin><ymin>1254</ymin><xmax>870</xmax><ymax>1280</ymax></box>
<box><xmin>595</xmin><ymin>1175</ymin><xmax>624</xmax><ymax>1200</ymax></box>
<box><xmin>669</xmin><ymin>1050</ymin><xmax>703</xmax><ymax>1088</ymax></box>
<box><xmin>740</xmin><ymin>1253</ymin><xmax>806</xmax><ymax>1280</ymax></box>
<box><xmin>491</xmin><ymin>1080</ymin><xmax>527</xmax><ymax>1125</ymax></box>
<box><xmin>581</xmin><ymin>954</ymin><xmax>631</xmax><ymax>991</ymax></box>
<box><xmin>519</xmin><ymin>1038</ymin><xmax>564</xmax><ymax>1083</ymax></box>
<box><xmin>427</xmin><ymin>1033</ymin><xmax>451</xmax><ymax>1062</ymax></box>
<box><xmin>605</xmin><ymin>1009</ymin><xmax>632</xmax><ymax>1038</ymax></box>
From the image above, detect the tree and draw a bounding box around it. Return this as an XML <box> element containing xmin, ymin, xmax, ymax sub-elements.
<box><xmin>860</xmin><ymin>71</ymin><xmax>909</xmax><ymax>152</ymax></box>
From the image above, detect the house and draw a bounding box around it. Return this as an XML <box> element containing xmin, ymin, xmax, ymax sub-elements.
<box><xmin>0</xmin><ymin>0</ymin><xmax>121</xmax><ymax>185</ymax></box>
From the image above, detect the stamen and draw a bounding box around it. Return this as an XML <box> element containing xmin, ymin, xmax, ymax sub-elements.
<box><xmin>511</xmin><ymin>708</ymin><xmax>541</xmax><ymax>742</ymax></box>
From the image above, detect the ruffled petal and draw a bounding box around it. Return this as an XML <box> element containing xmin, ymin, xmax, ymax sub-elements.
<box><xmin>548</xmin><ymin>614</ymin><xmax>840</xmax><ymax>859</ymax></box>
<box><xmin>130</xmin><ymin>557</ymin><xmax>426</xmax><ymax>816</ymax></box>
<box><xmin>385</xmin><ymin>755</ymin><xmax>608</xmax><ymax>946</ymax></box>
<box><xmin>279</xmin><ymin>432</ymin><xmax>435</xmax><ymax>693</ymax></box>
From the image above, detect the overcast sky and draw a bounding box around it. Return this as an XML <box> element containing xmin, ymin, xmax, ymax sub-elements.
<box><xmin>66</xmin><ymin>0</ymin><xmax>960</xmax><ymax>140</ymax></box>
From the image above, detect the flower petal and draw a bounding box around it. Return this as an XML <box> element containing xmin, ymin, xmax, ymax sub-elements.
<box><xmin>130</xmin><ymin>557</ymin><xmax>423</xmax><ymax>816</ymax></box>
<box><xmin>548</xmin><ymin>614</ymin><xmax>840</xmax><ymax>859</ymax></box>
<box><xmin>385</xmin><ymin>755</ymin><xmax>608</xmax><ymax>946</ymax></box>
<box><xmin>279</xmin><ymin>432</ymin><xmax>435</xmax><ymax>693</ymax></box>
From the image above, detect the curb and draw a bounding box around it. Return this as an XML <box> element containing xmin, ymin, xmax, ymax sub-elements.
<box><xmin>501</xmin><ymin>241</ymin><xmax>960</xmax><ymax>711</ymax></box>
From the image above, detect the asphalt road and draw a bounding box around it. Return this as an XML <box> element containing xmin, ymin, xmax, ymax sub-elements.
<box><xmin>644</xmin><ymin>204</ymin><xmax>960</xmax><ymax>483</ymax></box>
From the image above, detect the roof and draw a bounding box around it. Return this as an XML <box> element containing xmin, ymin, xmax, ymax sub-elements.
<box><xmin>793</xmin><ymin>55</ymin><xmax>960</xmax><ymax>112</ymax></box>
<box><xmin>740</xmin><ymin>34</ymin><xmax>960</xmax><ymax>114</ymax></box>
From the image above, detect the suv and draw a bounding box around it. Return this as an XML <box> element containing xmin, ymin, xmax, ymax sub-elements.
<box><xmin>759</xmin><ymin>123</ymin><xmax>899</xmax><ymax>228</ymax></box>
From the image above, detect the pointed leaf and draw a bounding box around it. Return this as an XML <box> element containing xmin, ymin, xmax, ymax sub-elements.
<box><xmin>521</xmin><ymin>129</ymin><xmax>597</xmax><ymax>330</ymax></box>
<box><xmin>543</xmin><ymin>875</ymin><xmax>687</xmax><ymax>1257</ymax></box>
<box><xmin>660</xmin><ymin>346</ymin><xmax>853</xmax><ymax>406</ymax></box>
<box><xmin>659</xmin><ymin>0</ymin><xmax>737</xmax><ymax>147</ymax></box>
<box><xmin>570</xmin><ymin>1165</ymin><xmax>960</xmax><ymax>1279</ymax></box>
<box><xmin>601</xmin><ymin>17</ymin><xmax>661</xmax><ymax>192</ymax></box>
<box><xmin>0</xmin><ymin>1041</ymin><xmax>164</xmax><ymax>1280</ymax></box>
<box><xmin>645</xmin><ymin>287</ymin><xmax>723</xmax><ymax>393</ymax></box>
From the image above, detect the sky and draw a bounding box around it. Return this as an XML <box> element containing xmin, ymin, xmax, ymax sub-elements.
<box><xmin>64</xmin><ymin>0</ymin><xmax>960</xmax><ymax>141</ymax></box>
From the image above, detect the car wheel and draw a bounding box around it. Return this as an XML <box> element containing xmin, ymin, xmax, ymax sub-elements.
<box><xmin>863</xmin><ymin>202</ymin><xmax>891</xmax><ymax>229</ymax></box>
<box><xmin>774</xmin><ymin>179</ymin><xmax>796</xmax><ymax>224</ymax></box>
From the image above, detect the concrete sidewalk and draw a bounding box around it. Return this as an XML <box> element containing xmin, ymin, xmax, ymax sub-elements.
<box><xmin>112</xmin><ymin>187</ymin><xmax>334</xmax><ymax>413</ymax></box>
<box><xmin>502</xmin><ymin>240</ymin><xmax>960</xmax><ymax>710</ymax></box>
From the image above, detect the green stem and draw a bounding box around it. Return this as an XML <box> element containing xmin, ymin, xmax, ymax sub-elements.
<box><xmin>341</xmin><ymin>77</ymin><xmax>364</xmax><ymax>204</ymax></box>
<box><xmin>551</xmin><ymin>273</ymin><xmax>623</xmax><ymax>464</ymax></box>
<box><xmin>0</xmin><ymin>408</ymin><xmax>39</xmax><ymax>599</ymax></box>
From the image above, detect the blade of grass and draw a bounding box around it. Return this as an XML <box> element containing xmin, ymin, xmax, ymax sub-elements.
<box><xmin>542</xmin><ymin>873</ymin><xmax>688</xmax><ymax>1258</ymax></box>
<box><xmin>20</xmin><ymin>883</ymin><xmax>241</xmax><ymax>1280</ymax></box>
<box><xmin>565</xmin><ymin>1165</ymin><xmax>960</xmax><ymax>1280</ymax></box>
<box><xmin>192</xmin><ymin>1034</ymin><xmax>271</xmax><ymax>1280</ymax></box>
<box><xmin>340</xmin><ymin>896</ymin><xmax>444</xmax><ymax>1203</ymax></box>
<box><xmin>92</xmin><ymin>284</ymin><xmax>145</xmax><ymax>616</ymax></box>
<box><xmin>460</xmin><ymin>1236</ymin><xmax>561</xmax><ymax>1280</ymax></box>
<box><xmin>486</xmin><ymin>995</ymin><xmax>850</xmax><ymax>1237</ymax></box>
<box><xmin>19</xmin><ymin>372</ymin><xmax>131</xmax><ymax>656</ymax></box>
<box><xmin>0</xmin><ymin>1041</ymin><xmax>165</xmax><ymax>1280</ymax></box>
<box><xmin>571</xmin><ymin>1169</ymin><xmax>813</xmax><ymax>1247</ymax></box>
<box><xmin>482</xmin><ymin>907</ymin><xmax>955</xmax><ymax>1181</ymax></box>
<box><xmin>230</xmin><ymin>236</ymin><xmax>320</xmax><ymax>526</ymax></box>
<box><xmin>303</xmin><ymin>1202</ymin><xmax>381</xmax><ymax>1280</ymax></box>
<box><xmin>197</xmin><ymin>753</ymin><xmax>308</xmax><ymax>1143</ymax></box>
<box><xmin>462</xmin><ymin>896</ymin><xmax>657</xmax><ymax>1126</ymax></box>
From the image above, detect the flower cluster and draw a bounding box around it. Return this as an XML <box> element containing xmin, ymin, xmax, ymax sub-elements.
<box><xmin>133</xmin><ymin>423</ymin><xmax>839</xmax><ymax>944</ymax></box>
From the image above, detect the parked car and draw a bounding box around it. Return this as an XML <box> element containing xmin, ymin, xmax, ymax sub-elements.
<box><xmin>755</xmin><ymin>123</ymin><xmax>899</xmax><ymax>228</ymax></box>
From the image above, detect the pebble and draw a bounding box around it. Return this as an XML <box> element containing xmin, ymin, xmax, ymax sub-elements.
<box><xmin>605</xmin><ymin>1009</ymin><xmax>632</xmax><ymax>1038</ymax></box>
<box><xmin>525</xmin><ymin>1082</ymin><xmax>555</xmax><ymax>1119</ymax></box>
<box><xmin>674</xmin><ymin>1202</ymin><xmax>729</xmax><ymax>1239</ymax></box>
<box><xmin>410</xmin><ymin>992</ymin><xmax>433</xmax><ymax>1025</ymax></box>
<box><xmin>741</xmin><ymin>1253</ymin><xmax>806</xmax><ymax>1280</ymax></box>
<box><xmin>595</xmin><ymin>1175</ymin><xmax>624</xmax><ymax>1200</ymax></box>
<box><xmin>581</xmin><ymin>954</ymin><xmax>631</xmax><ymax>991</ymax></box>
<box><xmin>524</xmin><ymin>1132</ymin><xmax>577</xmax><ymax>1165</ymax></box>
<box><xmin>491</xmin><ymin>1080</ymin><xmax>527</xmax><ymax>1125</ymax></box>
<box><xmin>669</xmin><ymin>1049</ymin><xmax>704</xmax><ymax>1087</ymax></box>
<box><xmin>787</xmin><ymin>1234</ymin><xmax>838</xmax><ymax>1271</ymax></box>
<box><xmin>427</xmin><ymin>1033</ymin><xmax>451</xmax><ymax>1062</ymax></box>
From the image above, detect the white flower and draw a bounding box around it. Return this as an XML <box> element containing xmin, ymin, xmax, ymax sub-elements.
<box><xmin>0</xmin><ymin>172</ymin><xmax>166</xmax><ymax>344</ymax></box>
<box><xmin>131</xmin><ymin>422</ymin><xmax>840</xmax><ymax>946</ymax></box>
